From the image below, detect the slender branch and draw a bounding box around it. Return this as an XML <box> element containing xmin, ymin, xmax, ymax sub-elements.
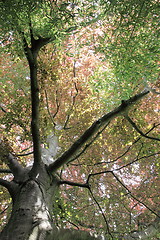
<box><xmin>48</xmin><ymin>90</ymin><xmax>150</xmax><ymax>172</ymax></box>
<box><xmin>63</xmin><ymin>82</ymin><xmax>79</xmax><ymax>130</ymax></box>
<box><xmin>87</xmin><ymin>170</ymin><xmax>160</xmax><ymax>218</ymax></box>
<box><xmin>16</xmin><ymin>151</ymin><xmax>33</xmax><ymax>157</ymax></box>
<box><xmin>59</xmin><ymin>180</ymin><xmax>89</xmax><ymax>188</ymax></box>
<box><xmin>52</xmin><ymin>90</ymin><xmax>60</xmax><ymax>119</ymax></box>
<box><xmin>95</xmin><ymin>123</ymin><xmax>160</xmax><ymax>166</ymax></box>
<box><xmin>88</xmin><ymin>187</ymin><xmax>113</xmax><ymax>239</ymax></box>
<box><xmin>44</xmin><ymin>90</ymin><xmax>56</xmax><ymax>127</ymax></box>
<box><xmin>87</xmin><ymin>170</ymin><xmax>110</xmax><ymax>184</ymax></box>
<box><xmin>114</xmin><ymin>151</ymin><xmax>160</xmax><ymax>172</ymax></box>
<box><xmin>126</xmin><ymin>115</ymin><xmax>160</xmax><ymax>141</ymax></box>
<box><xmin>66</xmin><ymin>220</ymin><xmax>79</xmax><ymax>230</ymax></box>
<box><xmin>0</xmin><ymin>104</ymin><xmax>7</xmax><ymax>113</ymax></box>
<box><xmin>63</xmin><ymin>115</ymin><xmax>72</xmax><ymax>130</ymax></box>
<box><xmin>111</xmin><ymin>172</ymin><xmax>160</xmax><ymax>218</ymax></box>
<box><xmin>0</xmin><ymin>205</ymin><xmax>10</xmax><ymax>216</ymax></box>
<box><xmin>16</xmin><ymin>145</ymin><xmax>33</xmax><ymax>154</ymax></box>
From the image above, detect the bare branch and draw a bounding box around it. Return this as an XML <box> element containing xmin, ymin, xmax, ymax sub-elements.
<box><xmin>0</xmin><ymin>104</ymin><xmax>7</xmax><ymax>113</ymax></box>
<box><xmin>6</xmin><ymin>153</ymin><xmax>24</xmax><ymax>178</ymax></box>
<box><xmin>0</xmin><ymin>205</ymin><xmax>10</xmax><ymax>216</ymax></box>
<box><xmin>0</xmin><ymin>140</ymin><xmax>24</xmax><ymax>177</ymax></box>
<box><xmin>86</xmin><ymin>167</ymin><xmax>160</xmax><ymax>220</ymax></box>
<box><xmin>16</xmin><ymin>151</ymin><xmax>33</xmax><ymax>157</ymax></box>
<box><xmin>88</xmin><ymin>187</ymin><xmax>113</xmax><ymax>239</ymax></box>
<box><xmin>63</xmin><ymin>82</ymin><xmax>79</xmax><ymax>130</ymax></box>
<box><xmin>48</xmin><ymin>90</ymin><xmax>150</xmax><ymax>172</ymax></box>
<box><xmin>59</xmin><ymin>180</ymin><xmax>89</xmax><ymax>188</ymax></box>
<box><xmin>126</xmin><ymin>115</ymin><xmax>160</xmax><ymax>141</ymax></box>
<box><xmin>100</xmin><ymin>123</ymin><xmax>160</xmax><ymax>166</ymax></box>
<box><xmin>70</xmin><ymin>123</ymin><xmax>160</xmax><ymax>167</ymax></box>
<box><xmin>111</xmin><ymin>172</ymin><xmax>160</xmax><ymax>218</ymax></box>
<box><xmin>87</xmin><ymin>170</ymin><xmax>159</xmax><ymax>219</ymax></box>
<box><xmin>52</xmin><ymin>90</ymin><xmax>61</xmax><ymax>119</ymax></box>
<box><xmin>0</xmin><ymin>178</ymin><xmax>18</xmax><ymax>200</ymax></box>
<box><xmin>114</xmin><ymin>151</ymin><xmax>160</xmax><ymax>172</ymax></box>
<box><xmin>44</xmin><ymin>90</ymin><xmax>56</xmax><ymax>127</ymax></box>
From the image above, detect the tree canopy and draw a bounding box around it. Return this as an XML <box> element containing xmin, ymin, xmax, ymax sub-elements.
<box><xmin>0</xmin><ymin>0</ymin><xmax>160</xmax><ymax>239</ymax></box>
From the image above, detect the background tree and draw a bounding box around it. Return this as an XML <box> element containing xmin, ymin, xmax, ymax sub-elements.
<box><xmin>0</xmin><ymin>0</ymin><xmax>160</xmax><ymax>239</ymax></box>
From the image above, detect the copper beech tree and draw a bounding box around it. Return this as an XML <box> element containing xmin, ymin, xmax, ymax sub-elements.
<box><xmin>0</xmin><ymin>0</ymin><xmax>160</xmax><ymax>239</ymax></box>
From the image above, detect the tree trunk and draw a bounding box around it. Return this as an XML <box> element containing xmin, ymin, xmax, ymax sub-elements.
<box><xmin>0</xmin><ymin>172</ymin><xmax>58</xmax><ymax>240</ymax></box>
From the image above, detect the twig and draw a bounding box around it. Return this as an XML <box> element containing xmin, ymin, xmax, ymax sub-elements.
<box><xmin>63</xmin><ymin>82</ymin><xmax>79</xmax><ymax>130</ymax></box>
<box><xmin>0</xmin><ymin>205</ymin><xmax>10</xmax><ymax>215</ymax></box>
<box><xmin>113</xmin><ymin>151</ymin><xmax>160</xmax><ymax>172</ymax></box>
<box><xmin>126</xmin><ymin>115</ymin><xmax>160</xmax><ymax>141</ymax></box>
<box><xmin>52</xmin><ymin>90</ymin><xmax>60</xmax><ymax>119</ymax></box>
<box><xmin>44</xmin><ymin>89</ymin><xmax>56</xmax><ymax>127</ymax></box>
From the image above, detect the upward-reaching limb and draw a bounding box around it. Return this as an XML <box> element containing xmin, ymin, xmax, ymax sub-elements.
<box><xmin>48</xmin><ymin>90</ymin><xmax>150</xmax><ymax>172</ymax></box>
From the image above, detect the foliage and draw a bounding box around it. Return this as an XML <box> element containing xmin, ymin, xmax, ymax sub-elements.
<box><xmin>0</xmin><ymin>0</ymin><xmax>160</xmax><ymax>239</ymax></box>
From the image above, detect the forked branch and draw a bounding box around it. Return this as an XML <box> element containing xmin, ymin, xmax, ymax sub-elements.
<box><xmin>125</xmin><ymin>115</ymin><xmax>160</xmax><ymax>141</ymax></box>
<box><xmin>87</xmin><ymin>170</ymin><xmax>160</xmax><ymax>218</ymax></box>
<box><xmin>48</xmin><ymin>90</ymin><xmax>150</xmax><ymax>172</ymax></box>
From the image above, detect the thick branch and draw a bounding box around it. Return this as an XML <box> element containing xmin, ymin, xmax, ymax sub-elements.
<box><xmin>0</xmin><ymin>139</ymin><xmax>26</xmax><ymax>179</ymax></box>
<box><xmin>48</xmin><ymin>90</ymin><xmax>150</xmax><ymax>172</ymax></box>
<box><xmin>6</xmin><ymin>154</ymin><xmax>24</xmax><ymax>177</ymax></box>
<box><xmin>67</xmin><ymin>122</ymin><xmax>110</xmax><ymax>164</ymax></box>
<box><xmin>20</xmin><ymin>32</ymin><xmax>41</xmax><ymax>171</ymax></box>
<box><xmin>20</xmin><ymin>26</ymin><xmax>56</xmax><ymax>174</ymax></box>
<box><xmin>0</xmin><ymin>142</ymin><xmax>24</xmax><ymax>178</ymax></box>
<box><xmin>126</xmin><ymin>115</ymin><xmax>160</xmax><ymax>141</ymax></box>
<box><xmin>0</xmin><ymin>178</ymin><xmax>19</xmax><ymax>201</ymax></box>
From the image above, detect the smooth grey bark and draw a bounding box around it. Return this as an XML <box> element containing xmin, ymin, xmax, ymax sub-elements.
<box><xmin>0</xmin><ymin>167</ymin><xmax>58</xmax><ymax>240</ymax></box>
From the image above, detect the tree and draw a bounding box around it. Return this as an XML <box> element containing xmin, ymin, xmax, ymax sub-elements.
<box><xmin>0</xmin><ymin>0</ymin><xmax>160</xmax><ymax>239</ymax></box>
